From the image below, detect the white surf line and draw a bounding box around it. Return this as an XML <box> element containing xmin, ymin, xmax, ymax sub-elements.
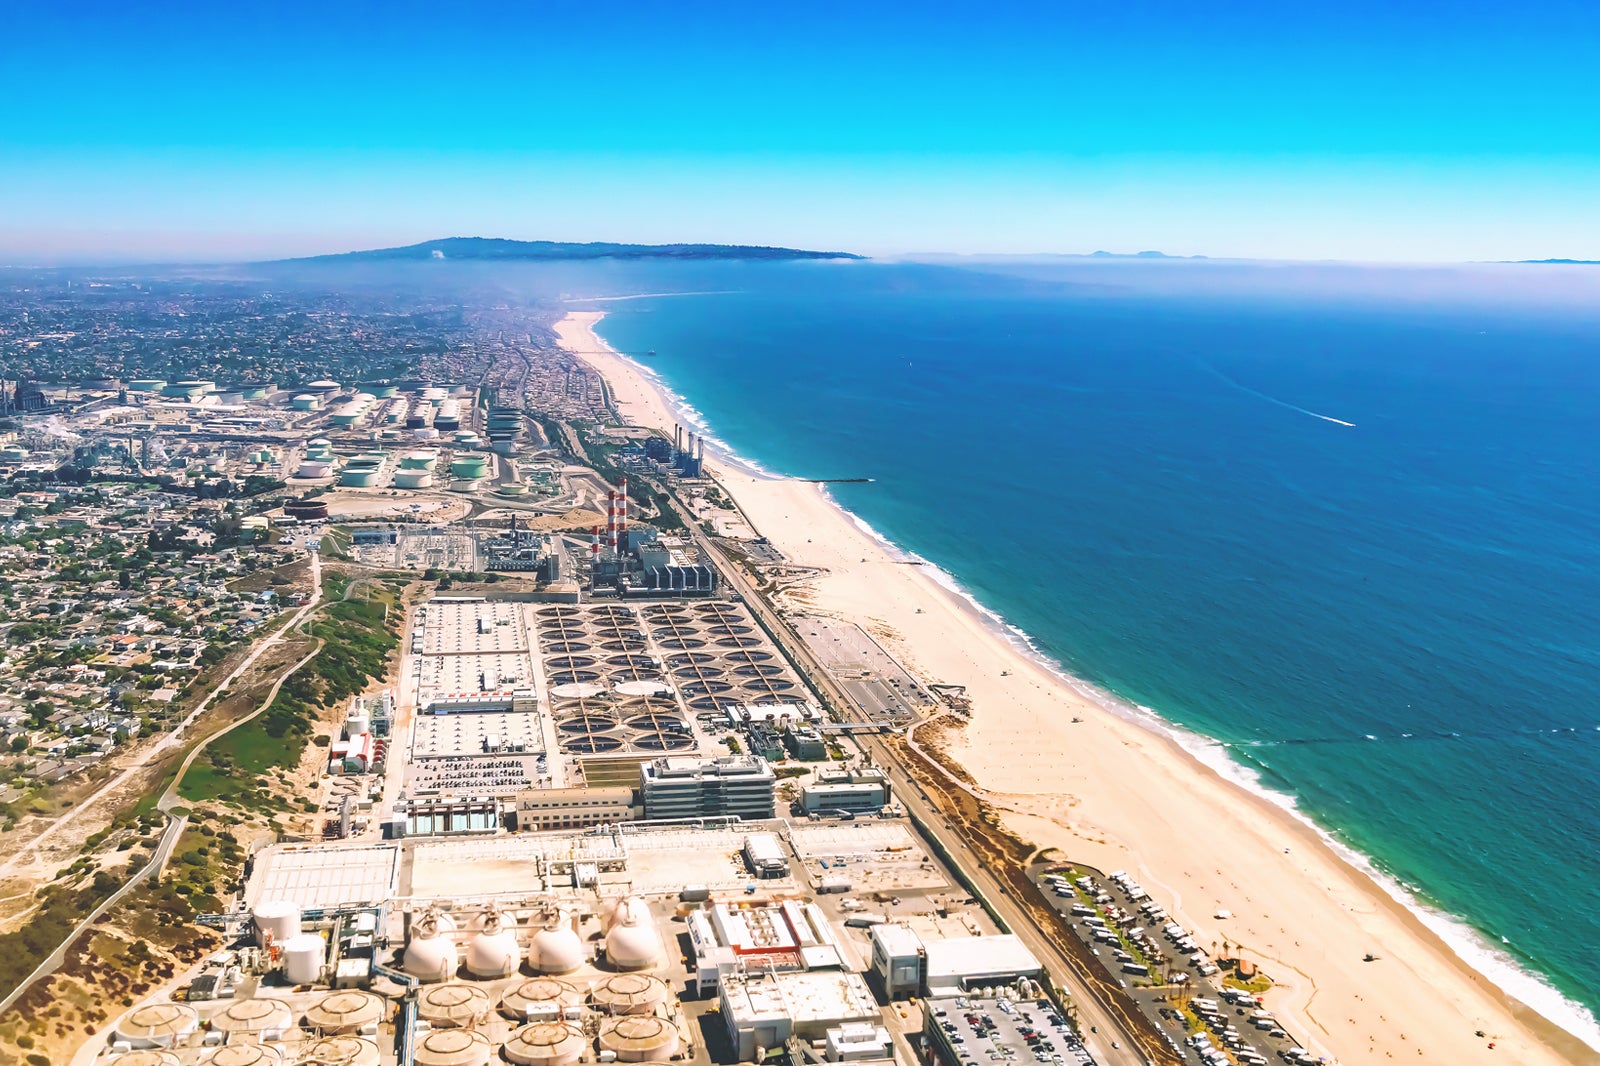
<box><xmin>563</xmin><ymin>290</ymin><xmax>741</xmax><ymax>302</ymax></box>
<box><xmin>1200</xmin><ymin>361</ymin><xmax>1356</xmax><ymax>427</ymax></box>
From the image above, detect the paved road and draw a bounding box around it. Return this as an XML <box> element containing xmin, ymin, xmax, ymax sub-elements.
<box><xmin>679</xmin><ymin>501</ymin><xmax>1154</xmax><ymax>1066</ymax></box>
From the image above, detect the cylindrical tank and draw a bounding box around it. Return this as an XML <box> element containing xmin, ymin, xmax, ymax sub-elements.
<box><xmin>303</xmin><ymin>991</ymin><xmax>384</xmax><ymax>1034</ymax></box>
<box><xmin>464</xmin><ymin>911</ymin><xmax>520</xmax><ymax>978</ymax></box>
<box><xmin>417</xmin><ymin>983</ymin><xmax>494</xmax><ymax>1028</ymax></box>
<box><xmin>115</xmin><ymin>1003</ymin><xmax>199</xmax><ymax>1048</ymax></box>
<box><xmin>453</xmin><ymin>432</ymin><xmax>482</xmax><ymax>447</ymax></box>
<box><xmin>528</xmin><ymin>910</ymin><xmax>583</xmax><ymax>975</ymax></box>
<box><xmin>496</xmin><ymin>483</ymin><xmax>528</xmax><ymax>497</ymax></box>
<box><xmin>345</xmin><ymin>714</ymin><xmax>371</xmax><ymax>738</ymax></box>
<box><xmin>308</xmin><ymin>379</ymin><xmax>341</xmax><ymax>392</ymax></box>
<box><xmin>414</xmin><ymin>1028</ymin><xmax>491</xmax><ymax>1066</ymax></box>
<box><xmin>598</xmin><ymin>1016</ymin><xmax>681</xmax><ymax>1062</ymax></box>
<box><xmin>450</xmin><ymin>455</ymin><xmax>489</xmax><ymax>481</ymax></box>
<box><xmin>283</xmin><ymin>932</ymin><xmax>326</xmax><ymax>984</ymax></box>
<box><xmin>498</xmin><ymin>977</ymin><xmax>584</xmax><ymax>1021</ymax></box>
<box><xmin>370</xmin><ymin>384</ymin><xmax>399</xmax><ymax>399</ymax></box>
<box><xmin>210</xmin><ymin>997</ymin><xmax>294</xmax><ymax>1034</ymax></box>
<box><xmin>301</xmin><ymin>1037</ymin><xmax>381</xmax><ymax>1066</ymax></box>
<box><xmin>589</xmin><ymin>973</ymin><xmax>669</xmax><ymax>1016</ymax></box>
<box><xmin>339</xmin><ymin>469</ymin><xmax>380</xmax><ymax>488</ymax></box>
<box><xmin>204</xmin><ymin>1046</ymin><xmax>281</xmax><ymax>1066</ymax></box>
<box><xmin>394</xmin><ymin>470</ymin><xmax>434</xmax><ymax>489</ymax></box>
<box><xmin>113</xmin><ymin>1053</ymin><xmax>180</xmax><ymax>1066</ymax></box>
<box><xmin>412</xmin><ymin>427</ymin><xmax>440</xmax><ymax>440</ymax></box>
<box><xmin>434</xmin><ymin>400</ymin><xmax>461</xmax><ymax>432</ymax></box>
<box><xmin>400</xmin><ymin>450</ymin><xmax>439</xmax><ymax>470</ymax></box>
<box><xmin>603</xmin><ymin>897</ymin><xmax>662</xmax><ymax>971</ymax></box>
<box><xmin>292</xmin><ymin>394</ymin><xmax>320</xmax><ymax>411</ymax></box>
<box><xmin>504</xmin><ymin>1021</ymin><xmax>587</xmax><ymax>1066</ymax></box>
<box><xmin>128</xmin><ymin>379</ymin><xmax>168</xmax><ymax>393</ymax></box>
<box><xmin>252</xmin><ymin>900</ymin><xmax>301</xmax><ymax>946</ymax></box>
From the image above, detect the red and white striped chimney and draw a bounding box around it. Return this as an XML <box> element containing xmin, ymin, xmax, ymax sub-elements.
<box><xmin>605</xmin><ymin>491</ymin><xmax>617</xmax><ymax>553</ymax></box>
<box><xmin>590</xmin><ymin>525</ymin><xmax>601</xmax><ymax>559</ymax></box>
<box><xmin>616</xmin><ymin>477</ymin><xmax>628</xmax><ymax>552</ymax></box>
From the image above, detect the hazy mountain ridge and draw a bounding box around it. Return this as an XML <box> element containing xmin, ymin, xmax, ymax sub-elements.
<box><xmin>281</xmin><ymin>237</ymin><xmax>864</xmax><ymax>263</ymax></box>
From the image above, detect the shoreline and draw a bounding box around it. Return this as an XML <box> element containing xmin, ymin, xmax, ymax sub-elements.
<box><xmin>553</xmin><ymin>308</ymin><xmax>1599</xmax><ymax>1066</ymax></box>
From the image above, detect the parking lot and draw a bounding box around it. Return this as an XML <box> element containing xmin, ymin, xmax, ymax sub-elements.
<box><xmin>791</xmin><ymin>614</ymin><xmax>934</xmax><ymax>725</ymax></box>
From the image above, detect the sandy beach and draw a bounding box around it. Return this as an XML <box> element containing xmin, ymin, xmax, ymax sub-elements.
<box><xmin>554</xmin><ymin>310</ymin><xmax>1596</xmax><ymax>1066</ymax></box>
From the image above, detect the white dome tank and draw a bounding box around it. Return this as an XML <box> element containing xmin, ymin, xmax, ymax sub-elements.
<box><xmin>599</xmin><ymin>1016</ymin><xmax>681</xmax><ymax>1062</ymax></box>
<box><xmin>283</xmin><ymin>932</ymin><xmax>325</xmax><ymax>984</ymax></box>
<box><xmin>589</xmin><ymin>973</ymin><xmax>669</xmax><ymax>1016</ymax></box>
<box><xmin>528</xmin><ymin>909</ymin><xmax>584</xmax><ymax>975</ymax></box>
<box><xmin>604</xmin><ymin>897</ymin><xmax>662</xmax><ymax>971</ymax></box>
<box><xmin>404</xmin><ymin>908</ymin><xmax>461</xmax><ymax>982</ymax></box>
<box><xmin>417</xmin><ymin>982</ymin><xmax>494</xmax><ymax>1027</ymax></box>
<box><xmin>464</xmin><ymin>910</ymin><xmax>521</xmax><ymax>978</ymax></box>
<box><xmin>504</xmin><ymin>1021</ymin><xmax>587</xmax><ymax>1066</ymax></box>
<box><xmin>252</xmin><ymin>900</ymin><xmax>301</xmax><ymax>946</ymax></box>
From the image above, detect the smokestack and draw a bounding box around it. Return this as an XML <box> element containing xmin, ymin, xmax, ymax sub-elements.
<box><xmin>590</xmin><ymin>525</ymin><xmax>600</xmax><ymax>558</ymax></box>
<box><xmin>696</xmin><ymin>434</ymin><xmax>704</xmax><ymax>461</ymax></box>
<box><xmin>689</xmin><ymin>432</ymin><xmax>698</xmax><ymax>461</ymax></box>
<box><xmin>674</xmin><ymin>424</ymin><xmax>682</xmax><ymax>458</ymax></box>
<box><xmin>617</xmin><ymin>477</ymin><xmax>629</xmax><ymax>553</ymax></box>
<box><xmin>606</xmin><ymin>491</ymin><xmax>617</xmax><ymax>553</ymax></box>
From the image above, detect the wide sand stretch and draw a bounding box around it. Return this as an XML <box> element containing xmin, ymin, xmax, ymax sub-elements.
<box><xmin>554</xmin><ymin>310</ymin><xmax>1596</xmax><ymax>1066</ymax></box>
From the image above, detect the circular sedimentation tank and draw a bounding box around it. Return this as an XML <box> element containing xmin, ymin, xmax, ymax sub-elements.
<box><xmin>417</xmin><ymin>982</ymin><xmax>495</xmax><ymax>1027</ymax></box>
<box><xmin>210</xmin><ymin>997</ymin><xmax>294</xmax><ymax>1033</ymax></box>
<box><xmin>598</xmin><ymin>1016</ymin><xmax>680</xmax><ymax>1062</ymax></box>
<box><xmin>301</xmin><ymin>1037</ymin><xmax>381</xmax><ymax>1066</ymax></box>
<box><xmin>504</xmin><ymin>1021</ymin><xmax>587</xmax><ymax>1066</ymax></box>
<box><xmin>114</xmin><ymin>1053</ymin><xmax>180</xmax><ymax>1066</ymax></box>
<box><xmin>115</xmin><ymin>1003</ymin><xmax>199</xmax><ymax>1047</ymax></box>
<box><xmin>303</xmin><ymin>991</ymin><xmax>384</xmax><ymax>1033</ymax></box>
<box><xmin>589</xmin><ymin>973</ymin><xmax>670</xmax><ymax>1016</ymax></box>
<box><xmin>413</xmin><ymin>1028</ymin><xmax>491</xmax><ymax>1066</ymax></box>
<box><xmin>499</xmin><ymin>976</ymin><xmax>584</xmax><ymax>1021</ymax></box>
<box><xmin>205</xmin><ymin>1046</ymin><xmax>281</xmax><ymax>1066</ymax></box>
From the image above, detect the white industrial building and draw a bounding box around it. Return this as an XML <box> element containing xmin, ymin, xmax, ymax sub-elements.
<box><xmin>686</xmin><ymin>899</ymin><xmax>845</xmax><ymax>994</ymax></box>
<box><xmin>869</xmin><ymin>925</ymin><xmax>1042</xmax><ymax>998</ymax></box>
<box><xmin>639</xmin><ymin>754</ymin><xmax>776</xmax><ymax>820</ymax></box>
<box><xmin>801</xmin><ymin>767</ymin><xmax>891</xmax><ymax>815</ymax></box>
<box><xmin>718</xmin><ymin>970</ymin><xmax>880</xmax><ymax>1061</ymax></box>
<box><xmin>743</xmin><ymin>832</ymin><xmax>790</xmax><ymax>878</ymax></box>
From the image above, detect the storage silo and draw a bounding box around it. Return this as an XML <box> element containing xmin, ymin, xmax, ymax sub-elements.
<box><xmin>413</xmin><ymin>1028</ymin><xmax>491</xmax><ymax>1066</ymax></box>
<box><xmin>504</xmin><ymin>1021</ymin><xmax>587</xmax><ymax>1066</ymax></box>
<box><xmin>450</xmin><ymin>455</ymin><xmax>489</xmax><ymax>481</ymax></box>
<box><xmin>393</xmin><ymin>470</ymin><xmax>434</xmax><ymax>489</ymax></box>
<box><xmin>252</xmin><ymin>900</ymin><xmax>301</xmax><ymax>946</ymax></box>
<box><xmin>464</xmin><ymin>911</ymin><xmax>521</xmax><ymax>979</ymax></box>
<box><xmin>599</xmin><ymin>1016</ymin><xmax>680</xmax><ymax>1063</ymax></box>
<box><xmin>400</xmin><ymin>449</ymin><xmax>439</xmax><ymax>470</ymax></box>
<box><xmin>417</xmin><ymin>983</ymin><xmax>494</xmax><ymax>1028</ymax></box>
<box><xmin>292</xmin><ymin>394</ymin><xmax>320</xmax><ymax>412</ymax></box>
<box><xmin>283</xmin><ymin>932</ymin><xmax>326</xmax><ymax>984</ymax></box>
<box><xmin>114</xmin><ymin>1003</ymin><xmax>199</xmax><ymax>1048</ymax></box>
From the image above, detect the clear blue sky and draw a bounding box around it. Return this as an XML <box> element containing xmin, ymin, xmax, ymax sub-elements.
<box><xmin>2</xmin><ymin>0</ymin><xmax>1597</xmax><ymax>263</ymax></box>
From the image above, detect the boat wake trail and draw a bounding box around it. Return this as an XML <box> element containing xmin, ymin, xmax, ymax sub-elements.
<box><xmin>1199</xmin><ymin>361</ymin><xmax>1356</xmax><ymax>427</ymax></box>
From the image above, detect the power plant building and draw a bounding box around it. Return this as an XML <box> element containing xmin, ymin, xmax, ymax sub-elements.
<box><xmin>640</xmin><ymin>755</ymin><xmax>775</xmax><ymax>821</ymax></box>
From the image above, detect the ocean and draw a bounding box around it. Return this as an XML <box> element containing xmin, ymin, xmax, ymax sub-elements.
<box><xmin>572</xmin><ymin>258</ymin><xmax>1600</xmax><ymax>1043</ymax></box>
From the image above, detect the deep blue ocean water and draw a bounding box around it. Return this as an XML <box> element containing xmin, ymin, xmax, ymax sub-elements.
<box><xmin>576</xmin><ymin>259</ymin><xmax>1600</xmax><ymax>1036</ymax></box>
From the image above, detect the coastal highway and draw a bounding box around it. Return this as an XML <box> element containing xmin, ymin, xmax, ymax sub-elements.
<box><xmin>676</xmin><ymin>503</ymin><xmax>1162</xmax><ymax>1066</ymax></box>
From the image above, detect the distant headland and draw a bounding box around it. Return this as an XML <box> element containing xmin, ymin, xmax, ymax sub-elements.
<box><xmin>279</xmin><ymin>236</ymin><xmax>865</xmax><ymax>263</ymax></box>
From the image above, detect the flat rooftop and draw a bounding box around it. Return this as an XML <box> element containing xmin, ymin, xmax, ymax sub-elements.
<box><xmin>723</xmin><ymin>970</ymin><xmax>879</xmax><ymax>1027</ymax></box>
<box><xmin>245</xmin><ymin>843</ymin><xmax>401</xmax><ymax>909</ymax></box>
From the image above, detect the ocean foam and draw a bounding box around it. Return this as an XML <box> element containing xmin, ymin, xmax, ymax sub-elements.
<box><xmin>575</xmin><ymin>308</ymin><xmax>1600</xmax><ymax>1054</ymax></box>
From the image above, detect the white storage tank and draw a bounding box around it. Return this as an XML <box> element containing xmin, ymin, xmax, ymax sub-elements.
<box><xmin>282</xmin><ymin>932</ymin><xmax>326</xmax><ymax>984</ymax></box>
<box><xmin>112</xmin><ymin>1053</ymin><xmax>180</xmax><ymax>1066</ymax></box>
<box><xmin>344</xmin><ymin>714</ymin><xmax>371</xmax><ymax>739</ymax></box>
<box><xmin>589</xmin><ymin>973</ymin><xmax>669</xmax><ymax>1016</ymax></box>
<box><xmin>498</xmin><ymin>977</ymin><xmax>584</xmax><ymax>1021</ymax></box>
<box><xmin>504</xmin><ymin>1021</ymin><xmax>587</xmax><ymax>1066</ymax></box>
<box><xmin>210</xmin><ymin>996</ymin><xmax>294</xmax><ymax>1034</ymax></box>
<box><xmin>528</xmin><ymin>909</ymin><xmax>583</xmax><ymax>975</ymax></box>
<box><xmin>393</xmin><ymin>470</ymin><xmax>434</xmax><ymax>489</ymax></box>
<box><xmin>253</xmin><ymin>900</ymin><xmax>301</xmax><ymax>946</ymax></box>
<box><xmin>603</xmin><ymin>897</ymin><xmax>662</xmax><ymax>971</ymax></box>
<box><xmin>417</xmin><ymin>982</ymin><xmax>494</xmax><ymax>1028</ymax></box>
<box><xmin>300</xmin><ymin>1037</ymin><xmax>381</xmax><ymax>1066</ymax></box>
<box><xmin>464</xmin><ymin>910</ymin><xmax>521</xmax><ymax>979</ymax></box>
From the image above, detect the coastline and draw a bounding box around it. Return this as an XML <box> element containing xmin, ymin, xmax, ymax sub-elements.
<box><xmin>553</xmin><ymin>309</ymin><xmax>1599</xmax><ymax>1065</ymax></box>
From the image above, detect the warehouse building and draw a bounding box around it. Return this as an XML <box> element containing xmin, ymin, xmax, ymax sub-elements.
<box><xmin>801</xmin><ymin>768</ymin><xmax>891</xmax><ymax>815</ymax></box>
<box><xmin>869</xmin><ymin>925</ymin><xmax>1042</xmax><ymax>998</ymax></box>
<box><xmin>514</xmin><ymin>786</ymin><xmax>640</xmax><ymax>831</ymax></box>
<box><xmin>719</xmin><ymin>970</ymin><xmax>880</xmax><ymax>1061</ymax></box>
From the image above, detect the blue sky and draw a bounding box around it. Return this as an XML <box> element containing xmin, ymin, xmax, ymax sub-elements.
<box><xmin>2</xmin><ymin>0</ymin><xmax>1597</xmax><ymax>262</ymax></box>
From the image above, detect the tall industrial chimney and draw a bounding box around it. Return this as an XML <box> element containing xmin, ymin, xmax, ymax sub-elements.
<box><xmin>605</xmin><ymin>491</ymin><xmax>618</xmax><ymax>553</ymax></box>
<box><xmin>616</xmin><ymin>477</ymin><xmax>629</xmax><ymax>553</ymax></box>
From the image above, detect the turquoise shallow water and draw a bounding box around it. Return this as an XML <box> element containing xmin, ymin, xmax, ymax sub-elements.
<box><xmin>577</xmin><ymin>259</ymin><xmax>1600</xmax><ymax>1039</ymax></box>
